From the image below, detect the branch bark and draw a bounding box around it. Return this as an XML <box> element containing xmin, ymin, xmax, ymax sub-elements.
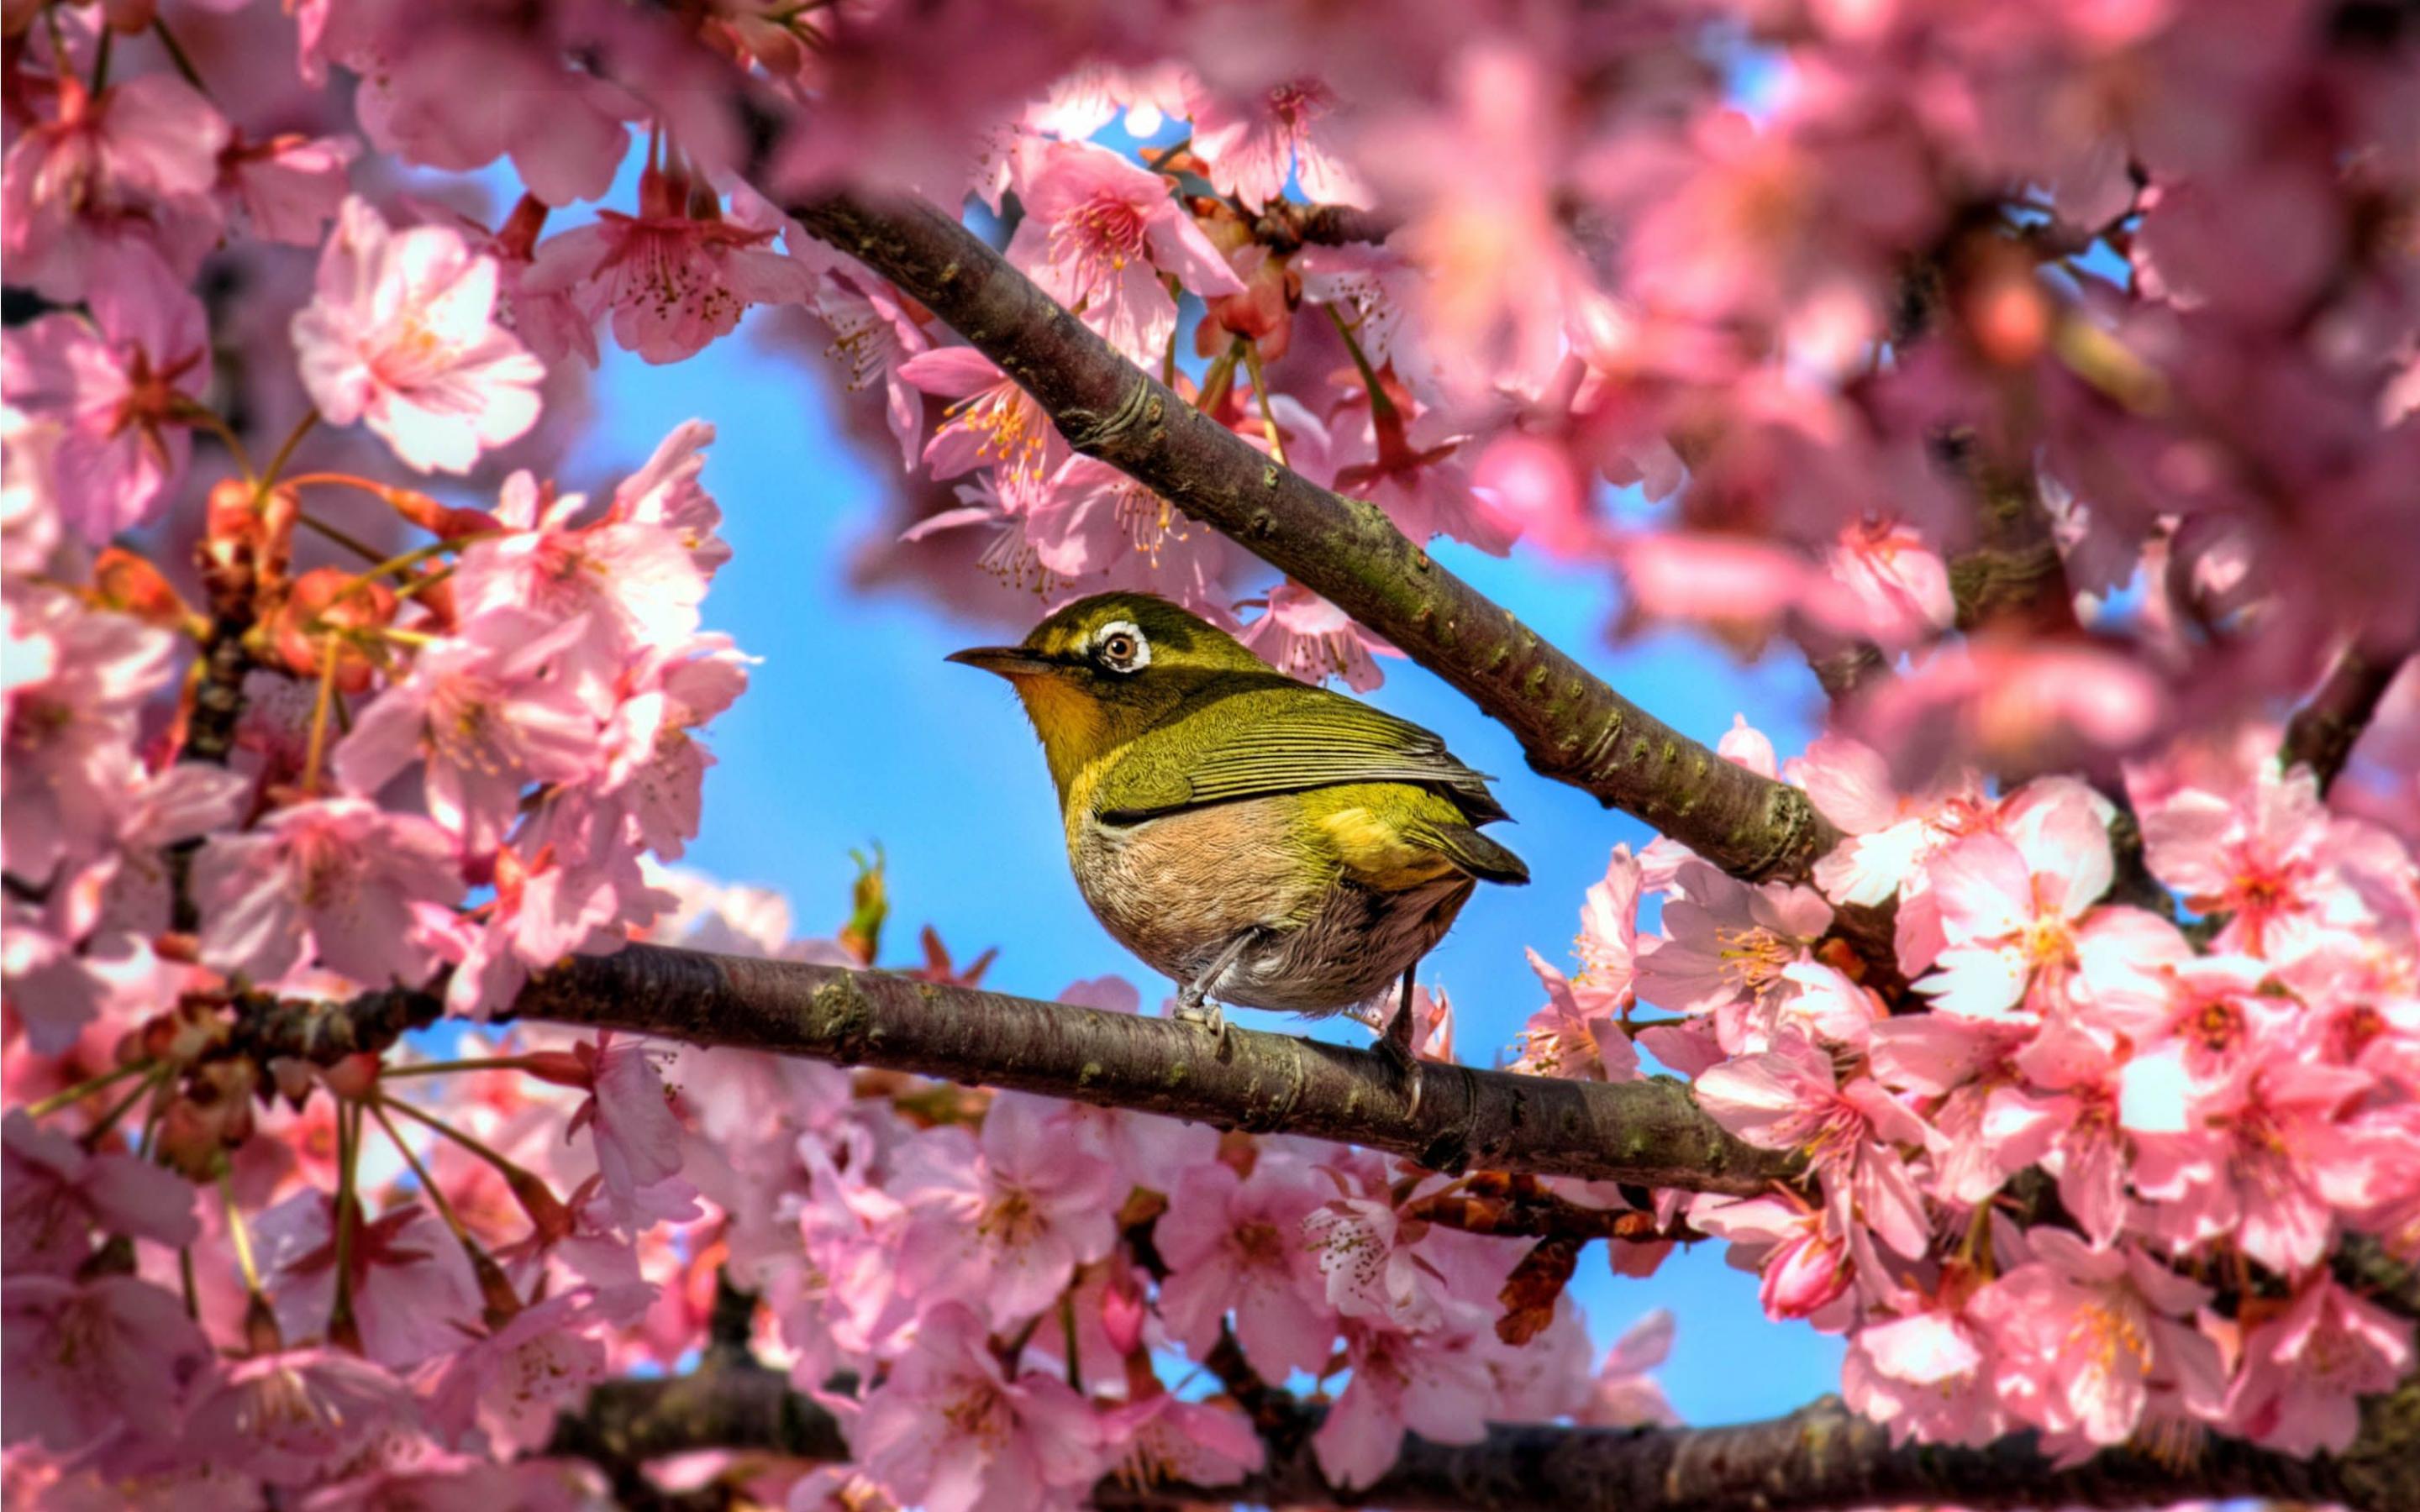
<box><xmin>778</xmin><ymin>186</ymin><xmax>1836</xmax><ymax>887</ymax></box>
<box><xmin>546</xmin><ymin>1360</ymin><xmax>2404</xmax><ymax>1512</ymax></box>
<box><xmin>498</xmin><ymin>943</ymin><xmax>1797</xmax><ymax>1194</ymax></box>
<box><xmin>2283</xmin><ymin>641</ymin><xmax>2409</xmax><ymax>794</ymax></box>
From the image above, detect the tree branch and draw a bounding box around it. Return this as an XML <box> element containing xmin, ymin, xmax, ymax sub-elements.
<box><xmin>545</xmin><ymin>1361</ymin><xmax>2403</xmax><ymax>1512</ymax></box>
<box><xmin>504</xmin><ymin>944</ymin><xmax>1797</xmax><ymax>1194</ymax></box>
<box><xmin>2283</xmin><ymin>640</ymin><xmax>2409</xmax><ymax>794</ymax></box>
<box><xmin>777</xmin><ymin>185</ymin><xmax>1836</xmax><ymax>887</ymax></box>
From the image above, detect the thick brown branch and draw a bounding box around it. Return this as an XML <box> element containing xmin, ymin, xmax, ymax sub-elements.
<box><xmin>498</xmin><ymin>944</ymin><xmax>1796</xmax><ymax>1194</ymax></box>
<box><xmin>781</xmin><ymin>187</ymin><xmax>1835</xmax><ymax>887</ymax></box>
<box><xmin>2284</xmin><ymin>641</ymin><xmax>2409</xmax><ymax>794</ymax></box>
<box><xmin>548</xmin><ymin>1366</ymin><xmax>2398</xmax><ymax>1512</ymax></box>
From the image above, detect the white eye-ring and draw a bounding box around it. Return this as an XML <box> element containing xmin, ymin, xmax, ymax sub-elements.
<box><xmin>1093</xmin><ymin>620</ymin><xmax>1150</xmax><ymax>673</ymax></box>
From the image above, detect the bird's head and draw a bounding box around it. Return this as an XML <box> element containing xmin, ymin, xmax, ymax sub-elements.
<box><xmin>948</xmin><ymin>592</ymin><xmax>1268</xmax><ymax>798</ymax></box>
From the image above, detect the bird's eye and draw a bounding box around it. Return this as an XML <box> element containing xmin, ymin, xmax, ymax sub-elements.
<box><xmin>1093</xmin><ymin>621</ymin><xmax>1150</xmax><ymax>673</ymax></box>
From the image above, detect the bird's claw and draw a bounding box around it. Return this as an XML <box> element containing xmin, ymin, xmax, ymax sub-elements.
<box><xmin>1173</xmin><ymin>996</ymin><xmax>1228</xmax><ymax>1047</ymax></box>
<box><xmin>1374</xmin><ymin>1031</ymin><xmax>1424</xmax><ymax>1116</ymax></box>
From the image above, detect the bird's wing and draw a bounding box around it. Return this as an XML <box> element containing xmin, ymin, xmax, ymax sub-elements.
<box><xmin>1095</xmin><ymin>680</ymin><xmax>1510</xmax><ymax>826</ymax></box>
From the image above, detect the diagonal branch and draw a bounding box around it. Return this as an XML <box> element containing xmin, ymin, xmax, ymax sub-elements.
<box><xmin>778</xmin><ymin>184</ymin><xmax>1836</xmax><ymax>888</ymax></box>
<box><xmin>547</xmin><ymin>1358</ymin><xmax>2402</xmax><ymax>1512</ymax></box>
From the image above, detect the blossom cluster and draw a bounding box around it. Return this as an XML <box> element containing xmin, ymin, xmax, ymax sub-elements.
<box><xmin>1510</xmin><ymin>721</ymin><xmax>2420</xmax><ymax>1465</ymax></box>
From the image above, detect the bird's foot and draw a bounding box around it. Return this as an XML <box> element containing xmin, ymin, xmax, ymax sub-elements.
<box><xmin>1172</xmin><ymin>995</ymin><xmax>1228</xmax><ymax>1047</ymax></box>
<box><xmin>1377</xmin><ymin>987</ymin><xmax>1424</xmax><ymax>1117</ymax></box>
<box><xmin>1375</xmin><ymin>1034</ymin><xmax>1425</xmax><ymax>1118</ymax></box>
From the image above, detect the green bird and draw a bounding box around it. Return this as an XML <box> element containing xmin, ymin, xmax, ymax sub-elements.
<box><xmin>948</xmin><ymin>591</ymin><xmax>1527</xmax><ymax>1057</ymax></box>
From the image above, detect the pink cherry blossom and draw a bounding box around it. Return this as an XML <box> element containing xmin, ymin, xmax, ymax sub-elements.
<box><xmin>1972</xmin><ymin>1231</ymin><xmax>2226</xmax><ymax>1449</ymax></box>
<box><xmin>3</xmin><ymin>1110</ymin><xmax>197</xmax><ymax>1277</ymax></box>
<box><xmin>1097</xmin><ymin>1394</ymin><xmax>1263</xmax><ymax>1491</ymax></box>
<box><xmin>1237</xmin><ymin>581</ymin><xmax>1401</xmax><ymax>691</ymax></box>
<box><xmin>1914</xmin><ymin>780</ymin><xmax>2116</xmax><ymax>1020</ymax></box>
<box><xmin>2223</xmin><ymin>1276</ymin><xmax>2414</xmax><ymax>1455</ymax></box>
<box><xmin>1844</xmin><ymin>1294</ymin><xmax>2008</xmax><ymax>1447</ymax></box>
<box><xmin>1302</xmin><ymin>1186</ymin><xmax>1484</xmax><ymax>1333</ymax></box>
<box><xmin>1515</xmin><ymin>949</ymin><xmax>1641</xmax><ymax>1081</ymax></box>
<box><xmin>1154</xmin><ymin>1150</ymin><xmax>1337</xmax><ymax>1381</ymax></box>
<box><xmin>1577</xmin><ymin>1309</ymin><xmax>1681</xmax><ymax>1427</ymax></box>
<box><xmin>892</xmin><ymin>1093</ymin><xmax>1121</xmax><ymax>1329</ymax></box>
<box><xmin>255</xmin><ymin>1191</ymin><xmax>481</xmax><ymax>1369</ymax></box>
<box><xmin>1851</xmin><ymin>642</ymin><xmax>2167</xmax><ymax>789</ymax></box>
<box><xmin>291</xmin><ymin>197</ymin><xmax>545</xmax><ymax>475</ymax></box>
<box><xmin>557</xmin><ymin>1032</ymin><xmax>698</xmax><ymax>1234</ymax></box>
<box><xmin>585</xmin><ymin>638</ymin><xmax>751</xmax><ymax>863</ymax></box>
<box><xmin>899</xmin><ymin>347</ymin><xmax>1071</xmax><ymax>509</ymax></box>
<box><xmin>1791</xmin><ymin>733</ymin><xmax>1991</xmax><ymax>912</ymax></box>
<box><xmin>1313</xmin><ymin>1317</ymin><xmax>1493</xmax><ymax>1490</ymax></box>
<box><xmin>1635</xmin><ymin>858</ymin><xmax>1839</xmax><ymax>1051</ymax></box>
<box><xmin>801</xmin><ymin>252</ymin><xmax>934</xmax><ymax>470</ymax></box>
<box><xmin>1979</xmin><ymin>1025</ymin><xmax>2134</xmax><ymax>1246</ymax></box>
<box><xmin>1826</xmin><ymin>517</ymin><xmax>1955</xmax><ymax>646</ymax></box>
<box><xmin>3</xmin><ymin>590</ymin><xmax>178</xmax><ymax>886</ymax></box>
<box><xmin>220</xmin><ymin>133</ymin><xmax>357</xmax><ymax>247</ymax></box>
<box><xmin>1</xmin><ymin>249</ymin><xmax>211</xmax><ymax>544</ymax></box>
<box><xmin>1367</xmin><ymin>42</ymin><xmax>1588</xmax><ymax>396</ymax></box>
<box><xmin>2136</xmin><ymin>761</ymin><xmax>2363</xmax><ymax>961</ymax></box>
<box><xmin>450</xmin><ymin>471</ymin><xmax>713</xmax><ymax>689</ymax></box>
<box><xmin>2127</xmin><ymin>1053</ymin><xmax>2376</xmax><ymax>1275</ymax></box>
<box><xmin>331</xmin><ymin>610</ymin><xmax>605</xmax><ymax>853</ymax></box>
<box><xmin>525</xmin><ymin>164</ymin><xmax>813</xmax><ymax>365</ymax></box>
<box><xmin>1</xmin><ymin>75</ymin><xmax>229</xmax><ymax>301</ymax></box>
<box><xmin>850</xmin><ymin>1301</ymin><xmax>1107</xmax><ymax>1512</ymax></box>
<box><xmin>0</xmin><ymin>1274</ymin><xmax>215</xmax><ymax>1457</ymax></box>
<box><xmin>1005</xmin><ymin>140</ymin><xmax>1244</xmax><ymax>363</ymax></box>
<box><xmin>424</xmin><ymin>1284</ymin><xmax>654</xmax><ymax>1456</ymax></box>
<box><xmin>1192</xmin><ymin>77</ymin><xmax>1368</xmax><ymax>213</ymax></box>
<box><xmin>1697</xmin><ymin>1035</ymin><xmax>1934</xmax><ymax>1258</ymax></box>
<box><xmin>436</xmin><ymin>843</ymin><xmax>668</xmax><ymax>1020</ymax></box>
<box><xmin>179</xmin><ymin>1348</ymin><xmax>420</xmax><ymax>1487</ymax></box>
<box><xmin>191</xmin><ymin>797</ymin><xmax>462</xmax><ymax>989</ymax></box>
<box><xmin>1691</xmin><ymin>1192</ymin><xmax>1857</xmax><ymax>1325</ymax></box>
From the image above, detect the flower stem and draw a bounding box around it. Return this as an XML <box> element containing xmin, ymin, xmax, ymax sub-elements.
<box><xmin>26</xmin><ymin>1061</ymin><xmax>145</xmax><ymax>1120</ymax></box>
<box><xmin>379</xmin><ymin>1055</ymin><xmax>548</xmax><ymax>1080</ymax></box>
<box><xmin>1239</xmin><ymin>338</ymin><xmax>1288</xmax><ymax>467</ymax></box>
<box><xmin>332</xmin><ymin>538</ymin><xmax>460</xmax><ymax>603</ymax></box>
<box><xmin>257</xmin><ymin>412</ymin><xmax>320</xmax><ymax>496</ymax></box>
<box><xmin>367</xmin><ymin>1099</ymin><xmax>470</xmax><ymax>1237</ymax></box>
<box><xmin>295</xmin><ymin>511</ymin><xmax>387</xmax><ymax>564</ymax></box>
<box><xmin>300</xmin><ymin>635</ymin><xmax>340</xmax><ymax>795</ymax></box>
<box><xmin>87</xmin><ymin>24</ymin><xmax>111</xmax><ymax>92</ymax></box>
<box><xmin>328</xmin><ymin>1100</ymin><xmax>362</xmax><ymax>1351</ymax></box>
<box><xmin>1323</xmin><ymin>302</ymin><xmax>1399</xmax><ymax>423</ymax></box>
<box><xmin>1060</xmin><ymin>1294</ymin><xmax>1083</xmax><ymax>1392</ymax></box>
<box><xmin>78</xmin><ymin>1067</ymin><xmax>162</xmax><ymax>1152</ymax></box>
<box><xmin>177</xmin><ymin>403</ymin><xmax>257</xmax><ymax>480</ymax></box>
<box><xmin>151</xmin><ymin>16</ymin><xmax>211</xmax><ymax>96</ymax></box>
<box><xmin>376</xmin><ymin>1093</ymin><xmax>543</xmax><ymax>1195</ymax></box>
<box><xmin>220</xmin><ymin>1169</ymin><xmax>265</xmax><ymax>1294</ymax></box>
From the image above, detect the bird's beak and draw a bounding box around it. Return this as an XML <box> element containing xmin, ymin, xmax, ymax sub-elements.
<box><xmin>945</xmin><ymin>646</ymin><xmax>1062</xmax><ymax>679</ymax></box>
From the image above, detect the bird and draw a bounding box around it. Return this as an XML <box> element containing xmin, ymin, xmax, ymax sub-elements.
<box><xmin>948</xmin><ymin>591</ymin><xmax>1527</xmax><ymax>1060</ymax></box>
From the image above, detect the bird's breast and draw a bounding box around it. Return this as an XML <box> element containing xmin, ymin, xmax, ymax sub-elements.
<box><xmin>1069</xmin><ymin>797</ymin><xmax>1317</xmax><ymax>976</ymax></box>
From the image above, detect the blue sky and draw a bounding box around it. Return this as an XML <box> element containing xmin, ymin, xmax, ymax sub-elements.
<box><xmin>558</xmin><ymin>313</ymin><xmax>1849</xmax><ymax>1425</ymax></box>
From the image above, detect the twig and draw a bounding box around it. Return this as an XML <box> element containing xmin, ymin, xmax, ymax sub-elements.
<box><xmin>2283</xmin><ymin>641</ymin><xmax>2410</xmax><ymax>794</ymax></box>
